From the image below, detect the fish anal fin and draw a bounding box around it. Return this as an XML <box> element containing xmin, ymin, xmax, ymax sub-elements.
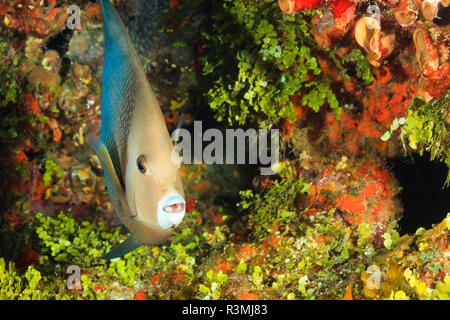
<box><xmin>100</xmin><ymin>235</ymin><xmax>140</xmax><ymax>260</ymax></box>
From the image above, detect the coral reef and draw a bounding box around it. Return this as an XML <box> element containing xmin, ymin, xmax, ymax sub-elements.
<box><xmin>0</xmin><ymin>0</ymin><xmax>448</xmax><ymax>301</ymax></box>
<box><xmin>304</xmin><ymin>156</ymin><xmax>403</xmax><ymax>231</ymax></box>
<box><xmin>1</xmin><ymin>0</ymin><xmax>68</xmax><ymax>38</ymax></box>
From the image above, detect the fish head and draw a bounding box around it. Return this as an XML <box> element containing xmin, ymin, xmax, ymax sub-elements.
<box><xmin>124</xmin><ymin>148</ymin><xmax>185</xmax><ymax>231</ymax></box>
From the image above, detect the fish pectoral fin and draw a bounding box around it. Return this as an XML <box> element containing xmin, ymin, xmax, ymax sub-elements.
<box><xmin>87</xmin><ymin>133</ymin><xmax>125</xmax><ymax>197</ymax></box>
<box><xmin>100</xmin><ymin>235</ymin><xmax>140</xmax><ymax>260</ymax></box>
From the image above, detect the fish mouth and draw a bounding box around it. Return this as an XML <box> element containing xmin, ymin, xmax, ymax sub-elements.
<box><xmin>162</xmin><ymin>194</ymin><xmax>185</xmax><ymax>214</ymax></box>
<box><xmin>157</xmin><ymin>193</ymin><xmax>186</xmax><ymax>229</ymax></box>
<box><xmin>163</xmin><ymin>202</ymin><xmax>185</xmax><ymax>214</ymax></box>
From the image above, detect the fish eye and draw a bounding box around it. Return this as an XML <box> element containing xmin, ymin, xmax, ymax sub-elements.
<box><xmin>136</xmin><ymin>155</ymin><xmax>147</xmax><ymax>174</ymax></box>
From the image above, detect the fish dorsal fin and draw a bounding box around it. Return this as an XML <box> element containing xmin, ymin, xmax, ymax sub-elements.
<box><xmin>100</xmin><ymin>235</ymin><xmax>140</xmax><ymax>260</ymax></box>
<box><xmin>99</xmin><ymin>0</ymin><xmax>134</xmax><ymax>56</ymax></box>
<box><xmin>98</xmin><ymin>0</ymin><xmax>146</xmax><ymax>187</ymax></box>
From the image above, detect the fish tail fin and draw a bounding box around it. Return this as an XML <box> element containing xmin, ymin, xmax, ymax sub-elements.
<box><xmin>101</xmin><ymin>235</ymin><xmax>140</xmax><ymax>260</ymax></box>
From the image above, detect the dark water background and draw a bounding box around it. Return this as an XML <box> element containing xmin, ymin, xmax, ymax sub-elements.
<box><xmin>390</xmin><ymin>153</ymin><xmax>450</xmax><ymax>235</ymax></box>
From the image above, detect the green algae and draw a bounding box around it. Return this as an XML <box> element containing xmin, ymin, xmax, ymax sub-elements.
<box><xmin>0</xmin><ymin>33</ymin><xmax>22</xmax><ymax>109</ymax></box>
<box><xmin>0</xmin><ymin>0</ymin><xmax>448</xmax><ymax>302</ymax></box>
<box><xmin>195</xmin><ymin>0</ymin><xmax>341</xmax><ymax>126</ymax></box>
<box><xmin>0</xmin><ymin>258</ymin><xmax>42</xmax><ymax>300</ymax></box>
<box><xmin>382</xmin><ymin>93</ymin><xmax>450</xmax><ymax>186</ymax></box>
<box><xmin>402</xmin><ymin>94</ymin><xmax>450</xmax><ymax>187</ymax></box>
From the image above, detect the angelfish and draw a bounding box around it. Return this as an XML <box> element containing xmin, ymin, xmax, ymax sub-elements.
<box><xmin>88</xmin><ymin>0</ymin><xmax>185</xmax><ymax>259</ymax></box>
